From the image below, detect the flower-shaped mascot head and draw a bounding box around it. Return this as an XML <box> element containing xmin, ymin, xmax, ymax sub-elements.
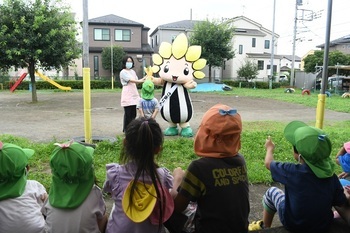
<box><xmin>152</xmin><ymin>33</ymin><xmax>206</xmax><ymax>137</ymax></box>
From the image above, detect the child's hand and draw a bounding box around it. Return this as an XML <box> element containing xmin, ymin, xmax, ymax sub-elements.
<box><xmin>265</xmin><ymin>136</ymin><xmax>275</xmax><ymax>151</ymax></box>
<box><xmin>339</xmin><ymin>172</ymin><xmax>349</xmax><ymax>179</ymax></box>
<box><xmin>344</xmin><ymin>186</ymin><xmax>350</xmax><ymax>202</ymax></box>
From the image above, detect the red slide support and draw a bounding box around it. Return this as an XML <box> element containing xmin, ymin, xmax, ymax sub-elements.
<box><xmin>10</xmin><ymin>73</ymin><xmax>28</xmax><ymax>92</ymax></box>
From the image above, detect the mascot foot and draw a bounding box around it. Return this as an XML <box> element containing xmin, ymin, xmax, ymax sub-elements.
<box><xmin>164</xmin><ymin>127</ymin><xmax>179</xmax><ymax>136</ymax></box>
<box><xmin>180</xmin><ymin>127</ymin><xmax>194</xmax><ymax>137</ymax></box>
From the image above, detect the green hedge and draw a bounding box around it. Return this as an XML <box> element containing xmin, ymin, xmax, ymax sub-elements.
<box><xmin>3</xmin><ymin>80</ymin><xmax>123</xmax><ymax>90</ymax></box>
<box><xmin>2</xmin><ymin>79</ymin><xmax>282</xmax><ymax>90</ymax></box>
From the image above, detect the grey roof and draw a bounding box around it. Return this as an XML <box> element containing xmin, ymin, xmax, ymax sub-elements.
<box><xmin>158</xmin><ymin>20</ymin><xmax>202</xmax><ymax>29</ymax></box>
<box><xmin>150</xmin><ymin>20</ymin><xmax>202</xmax><ymax>36</ymax></box>
<box><xmin>234</xmin><ymin>28</ymin><xmax>266</xmax><ymax>37</ymax></box>
<box><xmin>90</xmin><ymin>43</ymin><xmax>153</xmax><ymax>54</ymax></box>
<box><xmin>280</xmin><ymin>55</ymin><xmax>301</xmax><ymax>62</ymax></box>
<box><xmin>317</xmin><ymin>34</ymin><xmax>350</xmax><ymax>48</ymax></box>
<box><xmin>246</xmin><ymin>52</ymin><xmax>282</xmax><ymax>59</ymax></box>
<box><xmin>88</xmin><ymin>14</ymin><xmax>144</xmax><ymax>27</ymax></box>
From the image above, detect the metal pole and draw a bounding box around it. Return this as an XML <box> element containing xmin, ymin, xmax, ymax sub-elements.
<box><xmin>82</xmin><ymin>0</ymin><xmax>89</xmax><ymax>68</ymax></box>
<box><xmin>82</xmin><ymin>0</ymin><xmax>92</xmax><ymax>143</ymax></box>
<box><xmin>320</xmin><ymin>0</ymin><xmax>332</xmax><ymax>95</ymax></box>
<box><xmin>290</xmin><ymin>0</ymin><xmax>298</xmax><ymax>86</ymax></box>
<box><xmin>315</xmin><ymin>0</ymin><xmax>333</xmax><ymax>129</ymax></box>
<box><xmin>269</xmin><ymin>0</ymin><xmax>276</xmax><ymax>89</ymax></box>
<box><xmin>111</xmin><ymin>37</ymin><xmax>114</xmax><ymax>89</ymax></box>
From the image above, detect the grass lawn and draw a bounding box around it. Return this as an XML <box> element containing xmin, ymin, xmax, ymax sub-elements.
<box><xmin>1</xmin><ymin>87</ymin><xmax>349</xmax><ymax>191</ymax></box>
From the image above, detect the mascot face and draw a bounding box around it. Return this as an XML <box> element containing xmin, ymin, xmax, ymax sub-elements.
<box><xmin>158</xmin><ymin>56</ymin><xmax>194</xmax><ymax>84</ymax></box>
<box><xmin>152</xmin><ymin>33</ymin><xmax>206</xmax><ymax>84</ymax></box>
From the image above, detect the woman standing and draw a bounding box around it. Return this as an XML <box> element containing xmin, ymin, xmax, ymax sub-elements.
<box><xmin>120</xmin><ymin>56</ymin><xmax>145</xmax><ymax>132</ymax></box>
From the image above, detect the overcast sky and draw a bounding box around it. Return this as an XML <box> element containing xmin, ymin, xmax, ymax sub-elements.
<box><xmin>65</xmin><ymin>0</ymin><xmax>350</xmax><ymax>57</ymax></box>
<box><xmin>2</xmin><ymin>0</ymin><xmax>349</xmax><ymax>57</ymax></box>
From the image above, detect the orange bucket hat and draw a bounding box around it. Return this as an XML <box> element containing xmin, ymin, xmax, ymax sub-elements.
<box><xmin>194</xmin><ymin>104</ymin><xmax>242</xmax><ymax>158</ymax></box>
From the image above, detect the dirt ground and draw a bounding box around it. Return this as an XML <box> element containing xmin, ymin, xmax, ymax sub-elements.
<box><xmin>1</xmin><ymin>90</ymin><xmax>350</xmax><ymax>227</ymax></box>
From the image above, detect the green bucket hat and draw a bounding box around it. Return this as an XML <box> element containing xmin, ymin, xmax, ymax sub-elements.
<box><xmin>141</xmin><ymin>79</ymin><xmax>155</xmax><ymax>100</ymax></box>
<box><xmin>284</xmin><ymin>121</ymin><xmax>335</xmax><ymax>178</ymax></box>
<box><xmin>49</xmin><ymin>141</ymin><xmax>95</xmax><ymax>209</ymax></box>
<box><xmin>0</xmin><ymin>141</ymin><xmax>34</xmax><ymax>201</ymax></box>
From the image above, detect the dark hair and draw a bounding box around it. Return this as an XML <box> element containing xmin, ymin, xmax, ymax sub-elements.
<box><xmin>293</xmin><ymin>146</ymin><xmax>299</xmax><ymax>154</ymax></box>
<box><xmin>122</xmin><ymin>55</ymin><xmax>134</xmax><ymax>69</ymax></box>
<box><xmin>120</xmin><ymin>117</ymin><xmax>165</xmax><ymax>230</ymax></box>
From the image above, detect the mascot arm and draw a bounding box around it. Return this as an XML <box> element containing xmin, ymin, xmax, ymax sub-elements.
<box><xmin>183</xmin><ymin>80</ymin><xmax>197</xmax><ymax>89</ymax></box>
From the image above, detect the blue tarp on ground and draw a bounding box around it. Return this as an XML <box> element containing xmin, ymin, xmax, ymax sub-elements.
<box><xmin>190</xmin><ymin>83</ymin><xmax>227</xmax><ymax>92</ymax></box>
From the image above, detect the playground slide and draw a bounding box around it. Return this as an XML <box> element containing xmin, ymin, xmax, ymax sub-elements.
<box><xmin>35</xmin><ymin>72</ymin><xmax>71</xmax><ymax>91</ymax></box>
<box><xmin>10</xmin><ymin>73</ymin><xmax>28</xmax><ymax>92</ymax></box>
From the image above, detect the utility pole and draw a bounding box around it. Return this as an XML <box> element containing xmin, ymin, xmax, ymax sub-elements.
<box><xmin>290</xmin><ymin>0</ymin><xmax>300</xmax><ymax>87</ymax></box>
<box><xmin>269</xmin><ymin>0</ymin><xmax>276</xmax><ymax>89</ymax></box>
<box><xmin>111</xmin><ymin>38</ymin><xmax>114</xmax><ymax>89</ymax></box>
<box><xmin>290</xmin><ymin>0</ymin><xmax>321</xmax><ymax>87</ymax></box>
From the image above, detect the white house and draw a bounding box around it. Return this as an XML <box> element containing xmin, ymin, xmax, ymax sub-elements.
<box><xmin>150</xmin><ymin>16</ymin><xmax>285</xmax><ymax>82</ymax></box>
<box><xmin>280</xmin><ymin>55</ymin><xmax>301</xmax><ymax>71</ymax></box>
<box><xmin>224</xmin><ymin>16</ymin><xmax>281</xmax><ymax>81</ymax></box>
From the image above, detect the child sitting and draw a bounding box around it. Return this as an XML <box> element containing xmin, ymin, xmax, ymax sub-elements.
<box><xmin>41</xmin><ymin>141</ymin><xmax>108</xmax><ymax>233</ymax></box>
<box><xmin>0</xmin><ymin>141</ymin><xmax>47</xmax><ymax>233</ymax></box>
<box><xmin>103</xmin><ymin>117</ymin><xmax>174</xmax><ymax>233</ymax></box>
<box><xmin>249</xmin><ymin>121</ymin><xmax>350</xmax><ymax>232</ymax></box>
<box><xmin>336</xmin><ymin>141</ymin><xmax>350</xmax><ymax>186</ymax></box>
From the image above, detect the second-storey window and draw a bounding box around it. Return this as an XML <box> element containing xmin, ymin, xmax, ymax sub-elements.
<box><xmin>115</xmin><ymin>29</ymin><xmax>131</xmax><ymax>41</ymax></box>
<box><xmin>264</xmin><ymin>40</ymin><xmax>270</xmax><ymax>49</ymax></box>
<box><xmin>252</xmin><ymin>38</ymin><xmax>256</xmax><ymax>47</ymax></box>
<box><xmin>239</xmin><ymin>45</ymin><xmax>243</xmax><ymax>54</ymax></box>
<box><xmin>94</xmin><ymin>28</ymin><xmax>110</xmax><ymax>41</ymax></box>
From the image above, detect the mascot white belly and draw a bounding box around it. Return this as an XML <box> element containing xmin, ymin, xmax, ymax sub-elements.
<box><xmin>161</xmin><ymin>82</ymin><xmax>193</xmax><ymax>124</ymax></box>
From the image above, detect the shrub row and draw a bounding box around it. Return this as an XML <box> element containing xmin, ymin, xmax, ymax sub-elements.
<box><xmin>1</xmin><ymin>79</ymin><xmax>283</xmax><ymax>90</ymax></box>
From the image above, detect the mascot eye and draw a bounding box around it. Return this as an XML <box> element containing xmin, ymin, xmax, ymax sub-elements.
<box><xmin>183</xmin><ymin>67</ymin><xmax>189</xmax><ymax>75</ymax></box>
<box><xmin>164</xmin><ymin>65</ymin><xmax>169</xmax><ymax>73</ymax></box>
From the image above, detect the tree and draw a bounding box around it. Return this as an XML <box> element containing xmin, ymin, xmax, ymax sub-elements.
<box><xmin>304</xmin><ymin>50</ymin><xmax>350</xmax><ymax>76</ymax></box>
<box><xmin>0</xmin><ymin>0</ymin><xmax>81</xmax><ymax>102</ymax></box>
<box><xmin>237</xmin><ymin>60</ymin><xmax>259</xmax><ymax>82</ymax></box>
<box><xmin>101</xmin><ymin>45</ymin><xmax>125</xmax><ymax>79</ymax></box>
<box><xmin>190</xmin><ymin>19</ymin><xmax>235</xmax><ymax>83</ymax></box>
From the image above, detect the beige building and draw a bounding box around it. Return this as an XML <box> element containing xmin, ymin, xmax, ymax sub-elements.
<box><xmin>70</xmin><ymin>14</ymin><xmax>154</xmax><ymax>80</ymax></box>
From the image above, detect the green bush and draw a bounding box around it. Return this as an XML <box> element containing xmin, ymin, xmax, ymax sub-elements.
<box><xmin>4</xmin><ymin>80</ymin><xmax>123</xmax><ymax>90</ymax></box>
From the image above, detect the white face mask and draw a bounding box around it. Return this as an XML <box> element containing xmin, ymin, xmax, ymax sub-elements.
<box><xmin>126</xmin><ymin>62</ymin><xmax>133</xmax><ymax>69</ymax></box>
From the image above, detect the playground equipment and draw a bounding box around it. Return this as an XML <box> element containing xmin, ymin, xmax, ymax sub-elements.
<box><xmin>302</xmin><ymin>89</ymin><xmax>310</xmax><ymax>95</ymax></box>
<box><xmin>35</xmin><ymin>72</ymin><xmax>71</xmax><ymax>91</ymax></box>
<box><xmin>342</xmin><ymin>92</ymin><xmax>350</xmax><ymax>98</ymax></box>
<box><xmin>9</xmin><ymin>73</ymin><xmax>28</xmax><ymax>92</ymax></box>
<box><xmin>10</xmin><ymin>72</ymin><xmax>71</xmax><ymax>92</ymax></box>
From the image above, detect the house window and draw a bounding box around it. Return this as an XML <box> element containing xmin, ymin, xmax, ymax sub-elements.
<box><xmin>264</xmin><ymin>40</ymin><xmax>270</xmax><ymax>49</ymax></box>
<box><xmin>94</xmin><ymin>28</ymin><xmax>110</xmax><ymax>41</ymax></box>
<box><xmin>258</xmin><ymin>60</ymin><xmax>264</xmax><ymax>70</ymax></box>
<box><xmin>94</xmin><ymin>56</ymin><xmax>99</xmax><ymax>77</ymax></box>
<box><xmin>156</xmin><ymin>35</ymin><xmax>158</xmax><ymax>45</ymax></box>
<box><xmin>151</xmin><ymin>38</ymin><xmax>154</xmax><ymax>48</ymax></box>
<box><xmin>239</xmin><ymin>45</ymin><xmax>243</xmax><ymax>54</ymax></box>
<box><xmin>252</xmin><ymin>38</ymin><xmax>256</xmax><ymax>47</ymax></box>
<box><xmin>267</xmin><ymin>65</ymin><xmax>277</xmax><ymax>73</ymax></box>
<box><xmin>115</xmin><ymin>29</ymin><xmax>131</xmax><ymax>41</ymax></box>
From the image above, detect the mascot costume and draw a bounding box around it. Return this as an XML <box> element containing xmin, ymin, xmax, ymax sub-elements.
<box><xmin>151</xmin><ymin>33</ymin><xmax>206</xmax><ymax>137</ymax></box>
